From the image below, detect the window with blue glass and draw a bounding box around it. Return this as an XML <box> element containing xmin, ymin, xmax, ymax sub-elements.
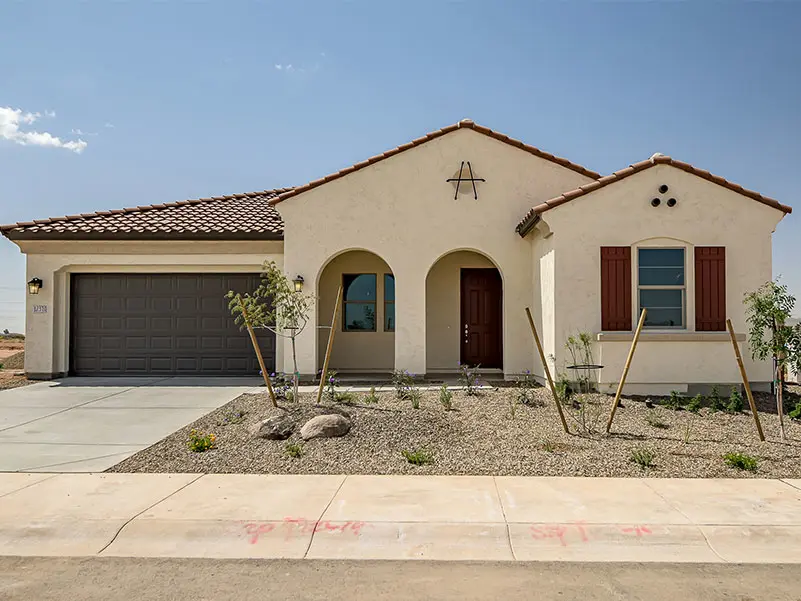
<box><xmin>638</xmin><ymin>248</ymin><xmax>685</xmax><ymax>328</ymax></box>
<box><xmin>343</xmin><ymin>274</ymin><xmax>377</xmax><ymax>331</ymax></box>
<box><xmin>384</xmin><ymin>274</ymin><xmax>395</xmax><ymax>331</ymax></box>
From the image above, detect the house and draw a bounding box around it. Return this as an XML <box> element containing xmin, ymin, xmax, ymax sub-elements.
<box><xmin>1</xmin><ymin>120</ymin><xmax>792</xmax><ymax>394</ymax></box>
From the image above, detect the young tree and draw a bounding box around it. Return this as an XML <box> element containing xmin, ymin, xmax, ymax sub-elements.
<box><xmin>744</xmin><ymin>280</ymin><xmax>801</xmax><ymax>440</ymax></box>
<box><xmin>227</xmin><ymin>261</ymin><xmax>314</xmax><ymax>404</ymax></box>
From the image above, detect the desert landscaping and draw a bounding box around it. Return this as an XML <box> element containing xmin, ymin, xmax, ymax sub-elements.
<box><xmin>0</xmin><ymin>334</ymin><xmax>27</xmax><ymax>391</ymax></box>
<box><xmin>110</xmin><ymin>378</ymin><xmax>801</xmax><ymax>479</ymax></box>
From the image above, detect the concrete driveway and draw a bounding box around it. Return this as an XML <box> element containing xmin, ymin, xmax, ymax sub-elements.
<box><xmin>0</xmin><ymin>377</ymin><xmax>261</xmax><ymax>472</ymax></box>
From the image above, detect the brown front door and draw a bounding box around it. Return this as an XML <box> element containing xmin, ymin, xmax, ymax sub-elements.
<box><xmin>460</xmin><ymin>268</ymin><xmax>502</xmax><ymax>368</ymax></box>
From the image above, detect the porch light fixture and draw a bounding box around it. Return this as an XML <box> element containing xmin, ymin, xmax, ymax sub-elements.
<box><xmin>27</xmin><ymin>277</ymin><xmax>43</xmax><ymax>295</ymax></box>
<box><xmin>293</xmin><ymin>275</ymin><xmax>304</xmax><ymax>293</ymax></box>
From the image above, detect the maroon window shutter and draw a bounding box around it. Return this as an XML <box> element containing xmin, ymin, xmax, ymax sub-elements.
<box><xmin>695</xmin><ymin>247</ymin><xmax>726</xmax><ymax>331</ymax></box>
<box><xmin>600</xmin><ymin>247</ymin><xmax>632</xmax><ymax>331</ymax></box>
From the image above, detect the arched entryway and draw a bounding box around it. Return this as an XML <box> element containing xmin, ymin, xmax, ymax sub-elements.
<box><xmin>425</xmin><ymin>250</ymin><xmax>503</xmax><ymax>373</ymax></box>
<box><xmin>316</xmin><ymin>249</ymin><xmax>395</xmax><ymax>373</ymax></box>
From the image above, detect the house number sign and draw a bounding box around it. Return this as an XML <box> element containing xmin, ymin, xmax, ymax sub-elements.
<box><xmin>33</xmin><ymin>304</ymin><xmax>48</xmax><ymax>314</ymax></box>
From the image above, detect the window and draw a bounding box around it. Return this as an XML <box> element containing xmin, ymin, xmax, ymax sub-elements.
<box><xmin>384</xmin><ymin>274</ymin><xmax>395</xmax><ymax>331</ymax></box>
<box><xmin>343</xmin><ymin>274</ymin><xmax>377</xmax><ymax>331</ymax></box>
<box><xmin>638</xmin><ymin>248</ymin><xmax>685</xmax><ymax>328</ymax></box>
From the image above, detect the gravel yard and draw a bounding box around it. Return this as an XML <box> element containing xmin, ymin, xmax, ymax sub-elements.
<box><xmin>0</xmin><ymin>351</ymin><xmax>30</xmax><ymax>391</ymax></box>
<box><xmin>109</xmin><ymin>384</ymin><xmax>801</xmax><ymax>478</ymax></box>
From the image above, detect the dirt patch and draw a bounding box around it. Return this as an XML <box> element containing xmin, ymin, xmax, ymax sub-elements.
<box><xmin>109</xmin><ymin>385</ymin><xmax>801</xmax><ymax>478</ymax></box>
<box><xmin>1</xmin><ymin>351</ymin><xmax>25</xmax><ymax>370</ymax></box>
<box><xmin>0</xmin><ymin>371</ymin><xmax>31</xmax><ymax>391</ymax></box>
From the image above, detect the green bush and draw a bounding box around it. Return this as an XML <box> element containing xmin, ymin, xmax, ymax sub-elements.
<box><xmin>516</xmin><ymin>371</ymin><xmax>543</xmax><ymax>406</ymax></box>
<box><xmin>285</xmin><ymin>442</ymin><xmax>303</xmax><ymax>459</ymax></box>
<box><xmin>664</xmin><ymin>390</ymin><xmax>684</xmax><ymax>411</ymax></box>
<box><xmin>789</xmin><ymin>400</ymin><xmax>801</xmax><ymax>421</ymax></box>
<box><xmin>402</xmin><ymin>449</ymin><xmax>433</xmax><ymax>465</ymax></box>
<box><xmin>540</xmin><ymin>439</ymin><xmax>556</xmax><ymax>453</ymax></box>
<box><xmin>726</xmin><ymin>387</ymin><xmax>744</xmax><ymax>414</ymax></box>
<box><xmin>392</xmin><ymin>369</ymin><xmax>414</xmax><ymax>399</ymax></box>
<box><xmin>324</xmin><ymin>370</ymin><xmax>340</xmax><ymax>403</ymax></box>
<box><xmin>439</xmin><ymin>384</ymin><xmax>453</xmax><ymax>411</ymax></box>
<box><xmin>723</xmin><ymin>451</ymin><xmax>757</xmax><ymax>472</ymax></box>
<box><xmin>457</xmin><ymin>363</ymin><xmax>480</xmax><ymax>396</ymax></box>
<box><xmin>363</xmin><ymin>386</ymin><xmax>379</xmax><ymax>404</ymax></box>
<box><xmin>709</xmin><ymin>385</ymin><xmax>726</xmax><ymax>412</ymax></box>
<box><xmin>187</xmin><ymin>429</ymin><xmax>216</xmax><ymax>453</ymax></box>
<box><xmin>629</xmin><ymin>447</ymin><xmax>655</xmax><ymax>469</ymax></box>
<box><xmin>409</xmin><ymin>387</ymin><xmax>421</xmax><ymax>409</ymax></box>
<box><xmin>686</xmin><ymin>394</ymin><xmax>703</xmax><ymax>414</ymax></box>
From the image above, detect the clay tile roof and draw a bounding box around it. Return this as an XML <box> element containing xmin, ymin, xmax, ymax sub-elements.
<box><xmin>516</xmin><ymin>155</ymin><xmax>792</xmax><ymax>237</ymax></box>
<box><xmin>0</xmin><ymin>188</ymin><xmax>294</xmax><ymax>240</ymax></box>
<box><xmin>269</xmin><ymin>119</ymin><xmax>602</xmax><ymax>205</ymax></box>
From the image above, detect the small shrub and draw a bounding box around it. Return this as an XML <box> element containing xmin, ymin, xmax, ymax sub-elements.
<box><xmin>726</xmin><ymin>387</ymin><xmax>744</xmax><ymax>414</ymax></box>
<box><xmin>335</xmin><ymin>391</ymin><xmax>356</xmax><ymax>405</ymax></box>
<box><xmin>516</xmin><ymin>371</ymin><xmax>544</xmax><ymax>406</ymax></box>
<box><xmin>540</xmin><ymin>439</ymin><xmax>556</xmax><ymax>453</ymax></box>
<box><xmin>272</xmin><ymin>372</ymin><xmax>293</xmax><ymax>401</ymax></box>
<box><xmin>562</xmin><ymin>393</ymin><xmax>606</xmax><ymax>436</ymax></box>
<box><xmin>219</xmin><ymin>409</ymin><xmax>246</xmax><ymax>425</ymax></box>
<box><xmin>439</xmin><ymin>384</ymin><xmax>453</xmax><ymax>411</ymax></box>
<box><xmin>683</xmin><ymin>414</ymin><xmax>694</xmax><ymax>444</ymax></box>
<box><xmin>789</xmin><ymin>400</ymin><xmax>801</xmax><ymax>421</ymax></box>
<box><xmin>324</xmin><ymin>370</ymin><xmax>340</xmax><ymax>403</ymax></box>
<box><xmin>687</xmin><ymin>394</ymin><xmax>703</xmax><ymax>414</ymax></box>
<box><xmin>402</xmin><ymin>448</ymin><xmax>433</xmax><ymax>465</ymax></box>
<box><xmin>709</xmin><ymin>385</ymin><xmax>726</xmax><ymax>412</ymax></box>
<box><xmin>554</xmin><ymin>372</ymin><xmax>572</xmax><ymax>404</ymax></box>
<box><xmin>457</xmin><ymin>362</ymin><xmax>480</xmax><ymax>396</ymax></box>
<box><xmin>392</xmin><ymin>369</ymin><xmax>414</xmax><ymax>399</ymax></box>
<box><xmin>409</xmin><ymin>387</ymin><xmax>421</xmax><ymax>409</ymax></box>
<box><xmin>645</xmin><ymin>412</ymin><xmax>669</xmax><ymax>429</ymax></box>
<box><xmin>187</xmin><ymin>429</ymin><xmax>216</xmax><ymax>453</ymax></box>
<box><xmin>664</xmin><ymin>390</ymin><xmax>684</xmax><ymax>411</ymax></box>
<box><xmin>285</xmin><ymin>442</ymin><xmax>303</xmax><ymax>459</ymax></box>
<box><xmin>363</xmin><ymin>386</ymin><xmax>380</xmax><ymax>404</ymax></box>
<box><xmin>723</xmin><ymin>451</ymin><xmax>758</xmax><ymax>472</ymax></box>
<box><xmin>629</xmin><ymin>447</ymin><xmax>655</xmax><ymax>469</ymax></box>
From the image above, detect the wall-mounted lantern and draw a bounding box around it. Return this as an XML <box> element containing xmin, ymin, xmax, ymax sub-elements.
<box><xmin>293</xmin><ymin>275</ymin><xmax>304</xmax><ymax>293</ymax></box>
<box><xmin>27</xmin><ymin>277</ymin><xmax>43</xmax><ymax>295</ymax></box>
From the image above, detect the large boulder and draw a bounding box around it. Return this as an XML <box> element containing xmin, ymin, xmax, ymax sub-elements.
<box><xmin>300</xmin><ymin>413</ymin><xmax>352</xmax><ymax>440</ymax></box>
<box><xmin>254</xmin><ymin>415</ymin><xmax>295</xmax><ymax>440</ymax></box>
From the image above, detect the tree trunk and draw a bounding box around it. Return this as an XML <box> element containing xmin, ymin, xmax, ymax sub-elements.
<box><xmin>778</xmin><ymin>365</ymin><xmax>786</xmax><ymax>441</ymax></box>
<box><xmin>291</xmin><ymin>334</ymin><xmax>299</xmax><ymax>403</ymax></box>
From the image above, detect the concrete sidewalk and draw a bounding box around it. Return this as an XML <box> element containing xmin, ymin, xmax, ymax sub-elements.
<box><xmin>1</xmin><ymin>473</ymin><xmax>800</xmax><ymax>563</ymax></box>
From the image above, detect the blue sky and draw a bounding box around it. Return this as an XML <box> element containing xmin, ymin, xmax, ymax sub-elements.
<box><xmin>1</xmin><ymin>1</ymin><xmax>799</xmax><ymax>333</ymax></box>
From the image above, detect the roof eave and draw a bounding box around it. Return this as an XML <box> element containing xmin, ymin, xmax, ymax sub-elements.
<box><xmin>1</xmin><ymin>231</ymin><xmax>284</xmax><ymax>242</ymax></box>
<box><xmin>515</xmin><ymin>212</ymin><xmax>541</xmax><ymax>238</ymax></box>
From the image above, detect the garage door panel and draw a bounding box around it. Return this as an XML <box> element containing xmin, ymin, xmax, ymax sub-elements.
<box><xmin>70</xmin><ymin>273</ymin><xmax>275</xmax><ymax>376</ymax></box>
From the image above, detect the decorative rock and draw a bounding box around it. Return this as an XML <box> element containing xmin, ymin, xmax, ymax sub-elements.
<box><xmin>312</xmin><ymin>405</ymin><xmax>352</xmax><ymax>420</ymax></box>
<box><xmin>300</xmin><ymin>413</ymin><xmax>352</xmax><ymax>440</ymax></box>
<box><xmin>254</xmin><ymin>415</ymin><xmax>295</xmax><ymax>440</ymax></box>
<box><xmin>645</xmin><ymin>399</ymin><xmax>654</xmax><ymax>409</ymax></box>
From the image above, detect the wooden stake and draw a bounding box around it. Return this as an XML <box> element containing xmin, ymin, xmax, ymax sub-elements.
<box><xmin>525</xmin><ymin>307</ymin><xmax>569</xmax><ymax>434</ymax></box>
<box><xmin>241</xmin><ymin>304</ymin><xmax>277</xmax><ymax>407</ymax></box>
<box><xmin>606</xmin><ymin>308</ymin><xmax>647</xmax><ymax>433</ymax></box>
<box><xmin>726</xmin><ymin>318</ymin><xmax>765</xmax><ymax>442</ymax></box>
<box><xmin>316</xmin><ymin>285</ymin><xmax>343</xmax><ymax>405</ymax></box>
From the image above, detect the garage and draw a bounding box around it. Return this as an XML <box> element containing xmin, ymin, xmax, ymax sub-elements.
<box><xmin>69</xmin><ymin>273</ymin><xmax>275</xmax><ymax>376</ymax></box>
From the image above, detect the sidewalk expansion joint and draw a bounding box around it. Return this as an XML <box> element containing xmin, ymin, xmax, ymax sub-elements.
<box><xmin>641</xmin><ymin>479</ymin><xmax>729</xmax><ymax>564</ymax></box>
<box><xmin>303</xmin><ymin>474</ymin><xmax>349</xmax><ymax>559</ymax></box>
<box><xmin>95</xmin><ymin>473</ymin><xmax>205</xmax><ymax>556</ymax></box>
<box><xmin>492</xmin><ymin>476</ymin><xmax>516</xmax><ymax>560</ymax></box>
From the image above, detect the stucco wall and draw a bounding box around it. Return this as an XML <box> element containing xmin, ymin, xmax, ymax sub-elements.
<box><xmin>278</xmin><ymin>127</ymin><xmax>593</xmax><ymax>377</ymax></box>
<box><xmin>18</xmin><ymin>240</ymin><xmax>283</xmax><ymax>377</ymax></box>
<box><xmin>538</xmin><ymin>164</ymin><xmax>785</xmax><ymax>389</ymax></box>
<box><xmin>317</xmin><ymin>250</ymin><xmax>394</xmax><ymax>372</ymax></box>
<box><xmin>425</xmin><ymin>251</ymin><xmax>495</xmax><ymax>372</ymax></box>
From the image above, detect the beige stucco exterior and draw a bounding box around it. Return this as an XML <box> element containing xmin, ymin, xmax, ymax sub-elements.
<box><xmin>7</xmin><ymin>124</ymin><xmax>790</xmax><ymax>393</ymax></box>
<box><xmin>535</xmin><ymin>164</ymin><xmax>784</xmax><ymax>392</ymax></box>
<box><xmin>16</xmin><ymin>240</ymin><xmax>283</xmax><ymax>377</ymax></box>
<box><xmin>317</xmin><ymin>250</ymin><xmax>394</xmax><ymax>372</ymax></box>
<box><xmin>277</xmin><ymin>127</ymin><xmax>594</xmax><ymax>378</ymax></box>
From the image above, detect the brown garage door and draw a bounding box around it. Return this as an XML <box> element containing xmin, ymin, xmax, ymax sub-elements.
<box><xmin>70</xmin><ymin>273</ymin><xmax>275</xmax><ymax>376</ymax></box>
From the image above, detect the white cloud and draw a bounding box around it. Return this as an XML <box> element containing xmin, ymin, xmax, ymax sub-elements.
<box><xmin>71</xmin><ymin>128</ymin><xmax>97</xmax><ymax>136</ymax></box>
<box><xmin>0</xmin><ymin>107</ymin><xmax>87</xmax><ymax>154</ymax></box>
<box><xmin>274</xmin><ymin>64</ymin><xmax>294</xmax><ymax>72</ymax></box>
<box><xmin>103</xmin><ymin>122</ymin><xmax>114</xmax><ymax>129</ymax></box>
